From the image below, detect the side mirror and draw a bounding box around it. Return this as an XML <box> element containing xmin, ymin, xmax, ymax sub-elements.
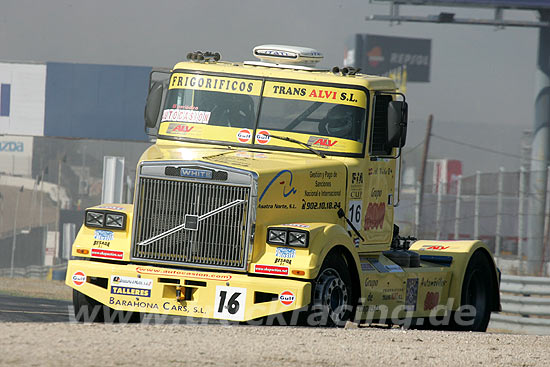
<box><xmin>144</xmin><ymin>81</ymin><xmax>164</xmax><ymax>129</ymax></box>
<box><xmin>387</xmin><ymin>101</ymin><xmax>408</xmax><ymax>148</ymax></box>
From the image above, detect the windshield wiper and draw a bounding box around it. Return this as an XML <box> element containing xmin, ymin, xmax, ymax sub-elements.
<box><xmin>270</xmin><ymin>134</ymin><xmax>326</xmax><ymax>158</ymax></box>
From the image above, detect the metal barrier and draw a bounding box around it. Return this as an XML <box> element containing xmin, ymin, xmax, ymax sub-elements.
<box><xmin>489</xmin><ymin>274</ymin><xmax>550</xmax><ymax>335</ymax></box>
<box><xmin>0</xmin><ymin>263</ymin><xmax>67</xmax><ymax>279</ymax></box>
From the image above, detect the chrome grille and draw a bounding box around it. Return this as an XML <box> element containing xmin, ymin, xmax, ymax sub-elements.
<box><xmin>132</xmin><ymin>177</ymin><xmax>251</xmax><ymax>269</ymax></box>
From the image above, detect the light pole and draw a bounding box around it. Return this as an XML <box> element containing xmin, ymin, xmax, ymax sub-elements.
<box><xmin>10</xmin><ymin>186</ymin><xmax>24</xmax><ymax>278</ymax></box>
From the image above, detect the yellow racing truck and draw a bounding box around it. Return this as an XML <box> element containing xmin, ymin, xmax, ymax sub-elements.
<box><xmin>66</xmin><ymin>45</ymin><xmax>500</xmax><ymax>330</ymax></box>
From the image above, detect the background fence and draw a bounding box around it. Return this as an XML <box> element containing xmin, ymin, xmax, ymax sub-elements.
<box><xmin>396</xmin><ymin>167</ymin><xmax>550</xmax><ymax>276</ymax></box>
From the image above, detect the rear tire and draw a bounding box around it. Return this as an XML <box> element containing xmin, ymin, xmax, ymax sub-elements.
<box><xmin>453</xmin><ymin>251</ymin><xmax>493</xmax><ymax>332</ymax></box>
<box><xmin>72</xmin><ymin>290</ymin><xmax>142</xmax><ymax>323</ymax></box>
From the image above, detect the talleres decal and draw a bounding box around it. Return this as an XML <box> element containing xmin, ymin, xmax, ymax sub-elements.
<box><xmin>279</xmin><ymin>290</ymin><xmax>296</xmax><ymax>306</ymax></box>
<box><xmin>72</xmin><ymin>271</ymin><xmax>86</xmax><ymax>286</ymax></box>
<box><xmin>237</xmin><ymin>129</ymin><xmax>252</xmax><ymax>143</ymax></box>
<box><xmin>110</xmin><ymin>275</ymin><xmax>153</xmax><ymax>298</ymax></box>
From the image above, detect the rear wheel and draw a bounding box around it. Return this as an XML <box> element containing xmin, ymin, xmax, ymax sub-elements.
<box><xmin>307</xmin><ymin>255</ymin><xmax>354</xmax><ymax>327</ymax></box>
<box><xmin>72</xmin><ymin>290</ymin><xmax>142</xmax><ymax>323</ymax></box>
<box><xmin>454</xmin><ymin>251</ymin><xmax>493</xmax><ymax>331</ymax></box>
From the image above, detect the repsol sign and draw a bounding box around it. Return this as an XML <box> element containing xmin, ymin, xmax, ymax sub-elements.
<box><xmin>0</xmin><ymin>141</ymin><xmax>24</xmax><ymax>152</ymax></box>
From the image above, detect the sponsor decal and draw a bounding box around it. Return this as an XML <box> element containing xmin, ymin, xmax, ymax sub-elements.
<box><xmin>162</xmin><ymin>302</ymin><xmax>207</xmax><ymax>314</ymax></box>
<box><xmin>424</xmin><ymin>291</ymin><xmax>440</xmax><ymax>311</ymax></box>
<box><xmin>236</xmin><ymin>129</ymin><xmax>252</xmax><ymax>143</ymax></box>
<box><xmin>92</xmin><ymin>240</ymin><xmax>110</xmax><ymax>247</ymax></box>
<box><xmin>281</xmin><ymin>223</ymin><xmax>310</xmax><ymax>229</ymax></box>
<box><xmin>169</xmin><ymin>73</ymin><xmax>262</xmax><ymax>96</ymax></box>
<box><xmin>275</xmin><ymin>247</ymin><xmax>296</xmax><ymax>259</ymax></box>
<box><xmin>111</xmin><ymin>275</ymin><xmax>153</xmax><ymax>289</ymax></box>
<box><xmin>364</xmin><ymin>202</ymin><xmax>385</xmax><ymax>230</ymax></box>
<box><xmin>279</xmin><ymin>290</ymin><xmax>295</xmax><ymax>306</ymax></box>
<box><xmin>72</xmin><ymin>271</ymin><xmax>86</xmax><ymax>286</ymax></box>
<box><xmin>422</xmin><ymin>245</ymin><xmax>450</xmax><ymax>251</ymax></box>
<box><xmin>98</xmin><ymin>205</ymin><xmax>124</xmax><ymax>211</ymax></box>
<box><xmin>307</xmin><ymin>136</ymin><xmax>338</xmax><ymax>148</ymax></box>
<box><xmin>405</xmin><ymin>278</ymin><xmax>419</xmax><ymax>311</ymax></box>
<box><xmin>264</xmin><ymin>81</ymin><xmax>365</xmax><ymax>107</ymax></box>
<box><xmin>421</xmin><ymin>277</ymin><xmax>448</xmax><ymax>288</ymax></box>
<box><xmin>94</xmin><ymin>230</ymin><xmax>114</xmax><ymax>241</ymax></box>
<box><xmin>259</xmin><ymin>170</ymin><xmax>297</xmax><ymax>203</ymax></box>
<box><xmin>254</xmin><ymin>264</ymin><xmax>289</xmax><ymax>276</ymax></box>
<box><xmin>136</xmin><ymin>266</ymin><xmax>232</xmax><ymax>281</ymax></box>
<box><xmin>166</xmin><ymin>123</ymin><xmax>195</xmax><ymax>134</ymax></box>
<box><xmin>256</xmin><ymin>130</ymin><xmax>270</xmax><ymax>144</ymax></box>
<box><xmin>91</xmin><ymin>248</ymin><xmax>123</xmax><ymax>260</ymax></box>
<box><xmin>111</xmin><ymin>286</ymin><xmax>151</xmax><ymax>297</ymax></box>
<box><xmin>161</xmin><ymin>109</ymin><xmax>211</xmax><ymax>124</ymax></box>
<box><xmin>109</xmin><ymin>297</ymin><xmax>159</xmax><ymax>310</ymax></box>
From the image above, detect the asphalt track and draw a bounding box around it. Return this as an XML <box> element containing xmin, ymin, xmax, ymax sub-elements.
<box><xmin>0</xmin><ymin>294</ymin><xmax>71</xmax><ymax>323</ymax></box>
<box><xmin>0</xmin><ymin>294</ymin><xmax>216</xmax><ymax>324</ymax></box>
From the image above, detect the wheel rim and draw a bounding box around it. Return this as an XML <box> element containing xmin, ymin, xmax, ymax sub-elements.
<box><xmin>315</xmin><ymin>268</ymin><xmax>349</xmax><ymax>324</ymax></box>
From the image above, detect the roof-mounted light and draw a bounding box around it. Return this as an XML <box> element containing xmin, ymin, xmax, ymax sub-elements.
<box><xmin>251</xmin><ymin>44</ymin><xmax>323</xmax><ymax>67</ymax></box>
<box><xmin>186</xmin><ymin>51</ymin><xmax>221</xmax><ymax>63</ymax></box>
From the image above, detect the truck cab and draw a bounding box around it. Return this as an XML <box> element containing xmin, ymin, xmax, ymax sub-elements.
<box><xmin>66</xmin><ymin>45</ymin><xmax>499</xmax><ymax>329</ymax></box>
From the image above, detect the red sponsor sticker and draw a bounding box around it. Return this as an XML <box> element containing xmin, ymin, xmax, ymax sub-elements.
<box><xmin>72</xmin><ymin>271</ymin><xmax>86</xmax><ymax>286</ymax></box>
<box><xmin>254</xmin><ymin>264</ymin><xmax>288</xmax><ymax>275</ymax></box>
<box><xmin>237</xmin><ymin>129</ymin><xmax>252</xmax><ymax>143</ymax></box>
<box><xmin>256</xmin><ymin>130</ymin><xmax>270</xmax><ymax>144</ymax></box>
<box><xmin>424</xmin><ymin>291</ymin><xmax>440</xmax><ymax>311</ymax></box>
<box><xmin>136</xmin><ymin>267</ymin><xmax>232</xmax><ymax>281</ymax></box>
<box><xmin>423</xmin><ymin>245</ymin><xmax>450</xmax><ymax>251</ymax></box>
<box><xmin>91</xmin><ymin>248</ymin><xmax>124</xmax><ymax>260</ymax></box>
<box><xmin>279</xmin><ymin>290</ymin><xmax>295</xmax><ymax>306</ymax></box>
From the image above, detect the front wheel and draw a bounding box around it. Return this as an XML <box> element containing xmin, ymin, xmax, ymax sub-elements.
<box><xmin>307</xmin><ymin>255</ymin><xmax>355</xmax><ymax>327</ymax></box>
<box><xmin>72</xmin><ymin>290</ymin><xmax>142</xmax><ymax>323</ymax></box>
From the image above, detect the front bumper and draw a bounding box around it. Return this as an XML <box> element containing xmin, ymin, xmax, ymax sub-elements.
<box><xmin>66</xmin><ymin>260</ymin><xmax>311</xmax><ymax>321</ymax></box>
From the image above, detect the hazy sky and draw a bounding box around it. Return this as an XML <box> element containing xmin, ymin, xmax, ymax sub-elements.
<box><xmin>0</xmin><ymin>0</ymin><xmax>543</xmax><ymax>173</ymax></box>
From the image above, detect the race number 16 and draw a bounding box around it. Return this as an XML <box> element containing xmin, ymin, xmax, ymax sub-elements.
<box><xmin>213</xmin><ymin>286</ymin><xmax>247</xmax><ymax>321</ymax></box>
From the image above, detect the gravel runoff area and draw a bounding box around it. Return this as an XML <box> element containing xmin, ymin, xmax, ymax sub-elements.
<box><xmin>1</xmin><ymin>322</ymin><xmax>549</xmax><ymax>366</ymax></box>
<box><xmin>0</xmin><ymin>277</ymin><xmax>71</xmax><ymax>301</ymax></box>
<box><xmin>1</xmin><ymin>277</ymin><xmax>549</xmax><ymax>366</ymax></box>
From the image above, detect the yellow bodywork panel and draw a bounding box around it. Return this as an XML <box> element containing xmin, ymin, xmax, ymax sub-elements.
<box><xmin>66</xmin><ymin>260</ymin><xmax>310</xmax><ymax>322</ymax></box>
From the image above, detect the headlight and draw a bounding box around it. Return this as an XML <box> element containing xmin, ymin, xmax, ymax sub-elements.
<box><xmin>288</xmin><ymin>231</ymin><xmax>308</xmax><ymax>247</ymax></box>
<box><xmin>85</xmin><ymin>210</ymin><xmax>126</xmax><ymax>230</ymax></box>
<box><xmin>86</xmin><ymin>211</ymin><xmax>104</xmax><ymax>227</ymax></box>
<box><xmin>267</xmin><ymin>227</ymin><xmax>309</xmax><ymax>247</ymax></box>
<box><xmin>105</xmin><ymin>213</ymin><xmax>125</xmax><ymax>229</ymax></box>
<box><xmin>268</xmin><ymin>229</ymin><xmax>287</xmax><ymax>244</ymax></box>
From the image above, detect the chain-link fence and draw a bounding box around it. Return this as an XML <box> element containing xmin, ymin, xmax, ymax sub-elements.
<box><xmin>396</xmin><ymin>168</ymin><xmax>550</xmax><ymax>276</ymax></box>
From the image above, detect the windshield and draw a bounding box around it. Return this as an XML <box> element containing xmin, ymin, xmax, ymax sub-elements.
<box><xmin>159</xmin><ymin>72</ymin><xmax>368</xmax><ymax>155</ymax></box>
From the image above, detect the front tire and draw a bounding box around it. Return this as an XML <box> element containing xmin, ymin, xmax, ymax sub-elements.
<box><xmin>308</xmin><ymin>255</ymin><xmax>354</xmax><ymax>327</ymax></box>
<box><xmin>72</xmin><ymin>290</ymin><xmax>142</xmax><ymax>323</ymax></box>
